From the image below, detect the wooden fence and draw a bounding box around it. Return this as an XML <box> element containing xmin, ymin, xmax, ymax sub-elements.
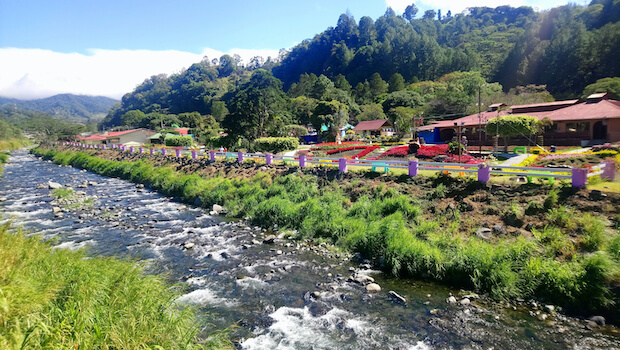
<box><xmin>59</xmin><ymin>142</ymin><xmax>616</xmax><ymax>188</ymax></box>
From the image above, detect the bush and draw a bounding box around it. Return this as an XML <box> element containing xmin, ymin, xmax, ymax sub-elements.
<box><xmin>165</xmin><ymin>136</ymin><xmax>193</xmax><ymax>147</ymax></box>
<box><xmin>253</xmin><ymin>137</ymin><xmax>299</xmax><ymax>154</ymax></box>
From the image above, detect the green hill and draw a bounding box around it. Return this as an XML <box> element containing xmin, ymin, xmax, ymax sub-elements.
<box><xmin>0</xmin><ymin>94</ymin><xmax>118</xmax><ymax>124</ymax></box>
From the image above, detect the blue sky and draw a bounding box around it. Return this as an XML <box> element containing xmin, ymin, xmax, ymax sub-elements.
<box><xmin>0</xmin><ymin>0</ymin><xmax>573</xmax><ymax>100</ymax></box>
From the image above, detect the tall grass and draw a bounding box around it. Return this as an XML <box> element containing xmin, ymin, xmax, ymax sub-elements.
<box><xmin>0</xmin><ymin>222</ymin><xmax>232</xmax><ymax>349</ymax></box>
<box><xmin>31</xmin><ymin>147</ymin><xmax>620</xmax><ymax>317</ymax></box>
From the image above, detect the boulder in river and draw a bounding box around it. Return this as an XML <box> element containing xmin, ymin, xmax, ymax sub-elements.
<box><xmin>48</xmin><ymin>181</ymin><xmax>63</xmax><ymax>189</ymax></box>
<box><xmin>588</xmin><ymin>315</ymin><xmax>605</xmax><ymax>326</ymax></box>
<box><xmin>388</xmin><ymin>291</ymin><xmax>407</xmax><ymax>304</ymax></box>
<box><xmin>447</xmin><ymin>296</ymin><xmax>457</xmax><ymax>304</ymax></box>
<box><xmin>263</xmin><ymin>235</ymin><xmax>277</xmax><ymax>244</ymax></box>
<box><xmin>366</xmin><ymin>283</ymin><xmax>381</xmax><ymax>292</ymax></box>
<box><xmin>460</xmin><ymin>298</ymin><xmax>471</xmax><ymax>306</ymax></box>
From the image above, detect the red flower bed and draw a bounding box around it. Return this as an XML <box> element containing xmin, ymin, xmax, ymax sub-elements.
<box><xmin>349</xmin><ymin>146</ymin><xmax>380</xmax><ymax>159</ymax></box>
<box><xmin>416</xmin><ymin>144</ymin><xmax>449</xmax><ymax>158</ymax></box>
<box><xmin>311</xmin><ymin>141</ymin><xmax>364</xmax><ymax>151</ymax></box>
<box><xmin>445</xmin><ymin>154</ymin><xmax>485</xmax><ymax>164</ymax></box>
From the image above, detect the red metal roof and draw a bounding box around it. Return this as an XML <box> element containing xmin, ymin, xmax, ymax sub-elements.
<box><xmin>353</xmin><ymin>119</ymin><xmax>391</xmax><ymax>131</ymax></box>
<box><xmin>510</xmin><ymin>100</ymin><xmax>579</xmax><ymax>110</ymax></box>
<box><xmin>174</xmin><ymin>128</ymin><xmax>190</xmax><ymax>135</ymax></box>
<box><xmin>77</xmin><ymin>128</ymin><xmax>154</xmax><ymax>141</ymax></box>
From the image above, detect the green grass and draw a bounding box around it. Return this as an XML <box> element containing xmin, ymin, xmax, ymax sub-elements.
<box><xmin>31</xmin><ymin>146</ymin><xmax>620</xmax><ymax>318</ymax></box>
<box><xmin>51</xmin><ymin>187</ymin><xmax>73</xmax><ymax>198</ymax></box>
<box><xmin>0</xmin><ymin>222</ymin><xmax>232</xmax><ymax>349</ymax></box>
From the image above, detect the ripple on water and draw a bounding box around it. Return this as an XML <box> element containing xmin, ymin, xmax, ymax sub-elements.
<box><xmin>176</xmin><ymin>288</ymin><xmax>238</xmax><ymax>307</ymax></box>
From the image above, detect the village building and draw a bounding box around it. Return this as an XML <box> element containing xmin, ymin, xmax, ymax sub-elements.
<box><xmin>353</xmin><ymin>119</ymin><xmax>395</xmax><ymax>138</ymax></box>
<box><xmin>78</xmin><ymin>128</ymin><xmax>157</xmax><ymax>146</ymax></box>
<box><xmin>419</xmin><ymin>93</ymin><xmax>620</xmax><ymax>146</ymax></box>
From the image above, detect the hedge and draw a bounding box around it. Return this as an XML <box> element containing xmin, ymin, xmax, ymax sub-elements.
<box><xmin>253</xmin><ymin>137</ymin><xmax>299</xmax><ymax>154</ymax></box>
<box><xmin>165</xmin><ymin>136</ymin><xmax>193</xmax><ymax>147</ymax></box>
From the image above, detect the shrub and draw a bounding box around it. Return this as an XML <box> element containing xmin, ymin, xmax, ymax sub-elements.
<box><xmin>253</xmin><ymin>137</ymin><xmax>299</xmax><ymax>154</ymax></box>
<box><xmin>543</xmin><ymin>189</ymin><xmax>559</xmax><ymax>210</ymax></box>
<box><xmin>416</xmin><ymin>144</ymin><xmax>449</xmax><ymax>158</ymax></box>
<box><xmin>165</xmin><ymin>135</ymin><xmax>193</xmax><ymax>147</ymax></box>
<box><xmin>580</xmin><ymin>214</ymin><xmax>607</xmax><ymax>251</ymax></box>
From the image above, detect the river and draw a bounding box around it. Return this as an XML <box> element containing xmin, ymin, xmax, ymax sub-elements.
<box><xmin>1</xmin><ymin>150</ymin><xmax>619</xmax><ymax>349</ymax></box>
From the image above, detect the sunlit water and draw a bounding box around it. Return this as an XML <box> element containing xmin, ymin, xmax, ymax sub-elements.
<box><xmin>1</xmin><ymin>150</ymin><xmax>619</xmax><ymax>349</ymax></box>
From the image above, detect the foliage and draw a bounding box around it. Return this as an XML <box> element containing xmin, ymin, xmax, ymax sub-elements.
<box><xmin>165</xmin><ymin>135</ymin><xmax>194</xmax><ymax>147</ymax></box>
<box><xmin>284</xmin><ymin>124</ymin><xmax>308</xmax><ymax>137</ymax></box>
<box><xmin>372</xmin><ymin>145</ymin><xmax>409</xmax><ymax>159</ymax></box>
<box><xmin>0</xmin><ymin>222</ymin><xmax>231</xmax><ymax>349</ymax></box>
<box><xmin>416</xmin><ymin>144</ymin><xmax>449</xmax><ymax>158</ymax></box>
<box><xmin>582</xmin><ymin>77</ymin><xmax>620</xmax><ymax>100</ymax></box>
<box><xmin>252</xmin><ymin>137</ymin><xmax>299</xmax><ymax>154</ymax></box>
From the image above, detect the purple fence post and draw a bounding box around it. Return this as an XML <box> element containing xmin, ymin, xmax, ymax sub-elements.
<box><xmin>149</xmin><ymin>148</ymin><xmax>154</xmax><ymax>155</ymax></box>
<box><xmin>238</xmin><ymin>151</ymin><xmax>244</xmax><ymax>163</ymax></box>
<box><xmin>129</xmin><ymin>147</ymin><xmax>134</xmax><ymax>153</ymax></box>
<box><xmin>478</xmin><ymin>163</ymin><xmax>491</xmax><ymax>183</ymax></box>
<box><xmin>162</xmin><ymin>148</ymin><xmax>167</xmax><ymax>156</ymax></box>
<box><xmin>602</xmin><ymin>161</ymin><xmax>616</xmax><ymax>181</ymax></box>
<box><xmin>572</xmin><ymin>167</ymin><xmax>588</xmax><ymax>188</ymax></box>
<box><xmin>408</xmin><ymin>160</ymin><xmax>418</xmax><ymax>177</ymax></box>
<box><xmin>339</xmin><ymin>158</ymin><xmax>347</xmax><ymax>173</ymax></box>
<box><xmin>266</xmin><ymin>153</ymin><xmax>272</xmax><ymax>165</ymax></box>
<box><xmin>191</xmin><ymin>150</ymin><xmax>197</xmax><ymax>160</ymax></box>
<box><xmin>102</xmin><ymin>144</ymin><xmax>106</xmax><ymax>150</ymax></box>
<box><xmin>175</xmin><ymin>149</ymin><xmax>181</xmax><ymax>158</ymax></box>
<box><xmin>299</xmin><ymin>154</ymin><xmax>306</xmax><ymax>168</ymax></box>
<box><xmin>210</xmin><ymin>151</ymin><xmax>216</xmax><ymax>161</ymax></box>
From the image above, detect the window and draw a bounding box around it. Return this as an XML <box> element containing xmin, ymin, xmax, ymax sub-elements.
<box><xmin>544</xmin><ymin>124</ymin><xmax>558</xmax><ymax>133</ymax></box>
<box><xmin>566</xmin><ymin>122</ymin><xmax>590</xmax><ymax>132</ymax></box>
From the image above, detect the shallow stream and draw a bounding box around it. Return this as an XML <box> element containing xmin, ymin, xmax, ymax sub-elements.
<box><xmin>1</xmin><ymin>150</ymin><xmax>619</xmax><ymax>349</ymax></box>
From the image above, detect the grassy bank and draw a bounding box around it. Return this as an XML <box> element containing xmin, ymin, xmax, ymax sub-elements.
<box><xmin>32</xmin><ymin>146</ymin><xmax>620</xmax><ymax>321</ymax></box>
<box><xmin>0</xmin><ymin>138</ymin><xmax>30</xmax><ymax>151</ymax></box>
<box><xmin>0</xmin><ymin>222</ymin><xmax>232</xmax><ymax>349</ymax></box>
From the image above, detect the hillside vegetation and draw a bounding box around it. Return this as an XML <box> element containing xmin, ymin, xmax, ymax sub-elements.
<box><xmin>0</xmin><ymin>94</ymin><xmax>118</xmax><ymax>124</ymax></box>
<box><xmin>100</xmin><ymin>2</ymin><xmax>620</xmax><ymax>149</ymax></box>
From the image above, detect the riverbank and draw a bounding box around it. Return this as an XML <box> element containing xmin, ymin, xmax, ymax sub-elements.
<box><xmin>32</xmin><ymin>145</ymin><xmax>620</xmax><ymax>324</ymax></box>
<box><xmin>0</xmin><ymin>221</ymin><xmax>232</xmax><ymax>349</ymax></box>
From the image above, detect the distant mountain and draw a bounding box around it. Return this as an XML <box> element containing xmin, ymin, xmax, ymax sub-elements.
<box><xmin>0</xmin><ymin>94</ymin><xmax>118</xmax><ymax>124</ymax></box>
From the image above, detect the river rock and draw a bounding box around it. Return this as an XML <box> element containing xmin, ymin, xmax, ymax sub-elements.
<box><xmin>460</xmin><ymin>298</ymin><xmax>471</xmax><ymax>306</ymax></box>
<box><xmin>475</xmin><ymin>227</ymin><xmax>492</xmax><ymax>240</ymax></box>
<box><xmin>447</xmin><ymin>296</ymin><xmax>457</xmax><ymax>304</ymax></box>
<box><xmin>366</xmin><ymin>283</ymin><xmax>381</xmax><ymax>292</ymax></box>
<box><xmin>354</xmin><ymin>275</ymin><xmax>375</xmax><ymax>284</ymax></box>
<box><xmin>36</xmin><ymin>183</ymin><xmax>47</xmax><ymax>189</ymax></box>
<box><xmin>48</xmin><ymin>181</ymin><xmax>63</xmax><ymax>189</ymax></box>
<box><xmin>0</xmin><ymin>197</ymin><xmax>6</xmax><ymax>202</ymax></box>
<box><xmin>212</xmin><ymin>204</ymin><xmax>224</xmax><ymax>214</ymax></box>
<box><xmin>545</xmin><ymin>305</ymin><xmax>555</xmax><ymax>313</ymax></box>
<box><xmin>388</xmin><ymin>291</ymin><xmax>407</xmax><ymax>304</ymax></box>
<box><xmin>194</xmin><ymin>197</ymin><xmax>203</xmax><ymax>207</ymax></box>
<box><xmin>589</xmin><ymin>315</ymin><xmax>605</xmax><ymax>326</ymax></box>
<box><xmin>52</xmin><ymin>207</ymin><xmax>61</xmax><ymax>214</ymax></box>
<box><xmin>263</xmin><ymin>235</ymin><xmax>277</xmax><ymax>244</ymax></box>
<box><xmin>177</xmin><ymin>205</ymin><xmax>187</xmax><ymax>210</ymax></box>
<box><xmin>184</xmin><ymin>242</ymin><xmax>195</xmax><ymax>249</ymax></box>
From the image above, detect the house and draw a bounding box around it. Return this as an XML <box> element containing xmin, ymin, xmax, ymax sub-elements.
<box><xmin>419</xmin><ymin>94</ymin><xmax>620</xmax><ymax>145</ymax></box>
<box><xmin>353</xmin><ymin>120</ymin><xmax>395</xmax><ymax>137</ymax></box>
<box><xmin>77</xmin><ymin>128</ymin><xmax>157</xmax><ymax>146</ymax></box>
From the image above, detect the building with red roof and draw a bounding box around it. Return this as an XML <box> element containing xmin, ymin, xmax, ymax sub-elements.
<box><xmin>419</xmin><ymin>93</ymin><xmax>620</xmax><ymax>145</ymax></box>
<box><xmin>77</xmin><ymin>128</ymin><xmax>157</xmax><ymax>146</ymax></box>
<box><xmin>353</xmin><ymin>119</ymin><xmax>395</xmax><ymax>137</ymax></box>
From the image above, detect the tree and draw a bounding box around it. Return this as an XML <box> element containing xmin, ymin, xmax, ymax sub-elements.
<box><xmin>388</xmin><ymin>73</ymin><xmax>406</xmax><ymax>92</ymax></box>
<box><xmin>218</xmin><ymin>54</ymin><xmax>236</xmax><ymax>77</ymax></box>
<box><xmin>357</xmin><ymin>104</ymin><xmax>387</xmax><ymax>122</ymax></box>
<box><xmin>403</xmin><ymin>4</ymin><xmax>419</xmax><ymax>22</ymax></box>
<box><xmin>358</xmin><ymin>16</ymin><xmax>377</xmax><ymax>45</ymax></box>
<box><xmin>211</xmin><ymin>101</ymin><xmax>229</xmax><ymax>122</ymax></box>
<box><xmin>486</xmin><ymin>115</ymin><xmax>538</xmax><ymax>151</ymax></box>
<box><xmin>121</xmin><ymin>110</ymin><xmax>147</xmax><ymax>127</ymax></box>
<box><xmin>369</xmin><ymin>73</ymin><xmax>388</xmax><ymax>97</ymax></box>
<box><xmin>222</xmin><ymin>69</ymin><xmax>289</xmax><ymax>140</ymax></box>
<box><xmin>382</xmin><ymin>91</ymin><xmax>424</xmax><ymax>112</ymax></box>
<box><xmin>387</xmin><ymin>106</ymin><xmax>415</xmax><ymax>136</ymax></box>
<box><xmin>354</xmin><ymin>81</ymin><xmax>373</xmax><ymax>105</ymax></box>
<box><xmin>311</xmin><ymin>100</ymin><xmax>348</xmax><ymax>141</ymax></box>
<box><xmin>334</xmin><ymin>74</ymin><xmax>352</xmax><ymax>92</ymax></box>
<box><xmin>582</xmin><ymin>77</ymin><xmax>620</xmax><ymax>100</ymax></box>
<box><xmin>423</xmin><ymin>10</ymin><xmax>437</xmax><ymax>20</ymax></box>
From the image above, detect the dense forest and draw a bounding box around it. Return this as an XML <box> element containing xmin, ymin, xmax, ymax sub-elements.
<box><xmin>0</xmin><ymin>94</ymin><xmax>118</xmax><ymax>124</ymax></box>
<box><xmin>0</xmin><ymin>106</ymin><xmax>95</xmax><ymax>141</ymax></box>
<box><xmin>100</xmin><ymin>1</ymin><xmax>620</xmax><ymax>147</ymax></box>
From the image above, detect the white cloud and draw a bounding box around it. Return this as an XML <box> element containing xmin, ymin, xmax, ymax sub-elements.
<box><xmin>0</xmin><ymin>47</ymin><xmax>280</xmax><ymax>100</ymax></box>
<box><xmin>385</xmin><ymin>0</ymin><xmax>413</xmax><ymax>13</ymax></box>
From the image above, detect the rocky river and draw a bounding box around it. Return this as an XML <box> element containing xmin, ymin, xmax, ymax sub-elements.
<box><xmin>1</xmin><ymin>150</ymin><xmax>619</xmax><ymax>349</ymax></box>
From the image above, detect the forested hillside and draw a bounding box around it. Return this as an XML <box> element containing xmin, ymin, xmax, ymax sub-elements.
<box><xmin>100</xmin><ymin>2</ymin><xmax>620</xmax><ymax>147</ymax></box>
<box><xmin>0</xmin><ymin>106</ymin><xmax>94</xmax><ymax>141</ymax></box>
<box><xmin>0</xmin><ymin>94</ymin><xmax>118</xmax><ymax>124</ymax></box>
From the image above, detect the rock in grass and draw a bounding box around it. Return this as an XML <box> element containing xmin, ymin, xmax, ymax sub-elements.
<box><xmin>492</xmin><ymin>224</ymin><xmax>507</xmax><ymax>235</ymax></box>
<box><xmin>366</xmin><ymin>283</ymin><xmax>381</xmax><ymax>292</ymax></box>
<box><xmin>475</xmin><ymin>227</ymin><xmax>492</xmax><ymax>240</ymax></box>
<box><xmin>447</xmin><ymin>296</ymin><xmax>457</xmax><ymax>304</ymax></box>
<box><xmin>389</xmin><ymin>291</ymin><xmax>407</xmax><ymax>304</ymax></box>
<box><xmin>212</xmin><ymin>204</ymin><xmax>224</xmax><ymax>214</ymax></box>
<box><xmin>460</xmin><ymin>298</ymin><xmax>471</xmax><ymax>306</ymax></box>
